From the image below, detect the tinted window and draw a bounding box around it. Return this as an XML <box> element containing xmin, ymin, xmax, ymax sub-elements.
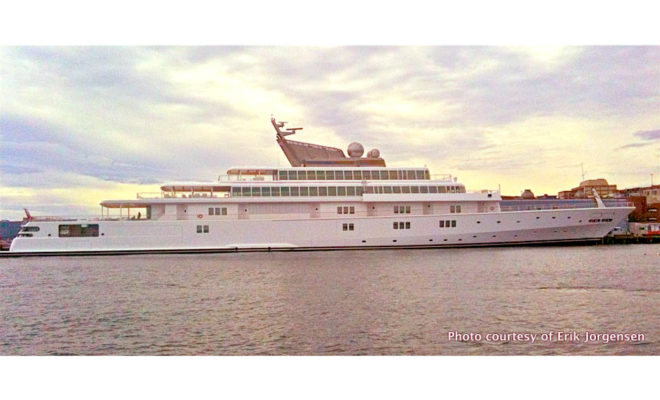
<box><xmin>58</xmin><ymin>224</ymin><xmax>99</xmax><ymax>237</ymax></box>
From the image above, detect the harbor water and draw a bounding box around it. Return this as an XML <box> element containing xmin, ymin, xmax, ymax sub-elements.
<box><xmin>1</xmin><ymin>244</ymin><xmax>658</xmax><ymax>355</ymax></box>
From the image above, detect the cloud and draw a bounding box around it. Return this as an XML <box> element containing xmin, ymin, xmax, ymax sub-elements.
<box><xmin>617</xmin><ymin>129</ymin><xmax>660</xmax><ymax>149</ymax></box>
<box><xmin>1</xmin><ymin>46</ymin><xmax>659</xmax><ymax>219</ymax></box>
<box><xmin>633</xmin><ymin>129</ymin><xmax>660</xmax><ymax>141</ymax></box>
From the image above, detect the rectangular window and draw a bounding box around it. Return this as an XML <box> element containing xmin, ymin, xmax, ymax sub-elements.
<box><xmin>405</xmin><ymin>206</ymin><xmax>411</xmax><ymax>213</ymax></box>
<box><xmin>393</xmin><ymin>186</ymin><xmax>401</xmax><ymax>193</ymax></box>
<box><xmin>343</xmin><ymin>223</ymin><xmax>348</xmax><ymax>231</ymax></box>
<box><xmin>197</xmin><ymin>225</ymin><xmax>202</xmax><ymax>233</ymax></box>
<box><xmin>343</xmin><ymin>206</ymin><xmax>349</xmax><ymax>214</ymax></box>
<box><xmin>384</xmin><ymin>186</ymin><xmax>392</xmax><ymax>194</ymax></box>
<box><xmin>394</xmin><ymin>206</ymin><xmax>399</xmax><ymax>214</ymax></box>
<box><xmin>298</xmin><ymin>171</ymin><xmax>307</xmax><ymax>180</ymax></box>
<box><xmin>281</xmin><ymin>187</ymin><xmax>290</xmax><ymax>196</ymax></box>
<box><xmin>278</xmin><ymin>171</ymin><xmax>287</xmax><ymax>180</ymax></box>
<box><xmin>309</xmin><ymin>187</ymin><xmax>318</xmax><ymax>196</ymax></box>
<box><xmin>399</xmin><ymin>222</ymin><xmax>405</xmax><ymax>229</ymax></box>
<box><xmin>439</xmin><ymin>220</ymin><xmax>445</xmax><ymax>228</ymax></box>
<box><xmin>446</xmin><ymin>220</ymin><xmax>451</xmax><ymax>227</ymax></box>
<box><xmin>317</xmin><ymin>171</ymin><xmax>326</xmax><ymax>180</ymax></box>
<box><xmin>58</xmin><ymin>224</ymin><xmax>99</xmax><ymax>237</ymax></box>
<box><xmin>406</xmin><ymin>171</ymin><xmax>415</xmax><ymax>179</ymax></box>
<box><xmin>355</xmin><ymin>187</ymin><xmax>364</xmax><ymax>196</ymax></box>
<box><xmin>231</xmin><ymin>187</ymin><xmax>241</xmax><ymax>197</ymax></box>
<box><xmin>393</xmin><ymin>222</ymin><xmax>398</xmax><ymax>229</ymax></box>
<box><xmin>380</xmin><ymin>171</ymin><xmax>389</xmax><ymax>180</ymax></box>
<box><xmin>349</xmin><ymin>223</ymin><xmax>354</xmax><ymax>231</ymax></box>
<box><xmin>411</xmin><ymin>186</ymin><xmax>419</xmax><ymax>193</ymax></box>
<box><xmin>203</xmin><ymin>225</ymin><xmax>209</xmax><ymax>233</ymax></box>
<box><xmin>406</xmin><ymin>222</ymin><xmax>411</xmax><ymax>229</ymax></box>
<box><xmin>451</xmin><ymin>220</ymin><xmax>456</xmax><ymax>228</ymax></box>
<box><xmin>353</xmin><ymin>171</ymin><xmax>362</xmax><ymax>180</ymax></box>
<box><xmin>363</xmin><ymin>171</ymin><xmax>372</xmax><ymax>180</ymax></box>
<box><xmin>328</xmin><ymin>187</ymin><xmax>337</xmax><ymax>196</ymax></box>
<box><xmin>326</xmin><ymin>171</ymin><xmax>335</xmax><ymax>180</ymax></box>
<box><xmin>319</xmin><ymin>187</ymin><xmax>327</xmax><ymax>196</ymax></box>
<box><xmin>337</xmin><ymin>206</ymin><xmax>342</xmax><ymax>214</ymax></box>
<box><xmin>389</xmin><ymin>170</ymin><xmax>398</xmax><ymax>180</ymax></box>
<box><xmin>290</xmin><ymin>187</ymin><xmax>299</xmax><ymax>196</ymax></box>
<box><xmin>429</xmin><ymin>186</ymin><xmax>438</xmax><ymax>194</ymax></box>
<box><xmin>415</xmin><ymin>170</ymin><xmax>425</xmax><ymax>179</ymax></box>
<box><xmin>222</xmin><ymin>208</ymin><xmax>227</xmax><ymax>215</ymax></box>
<box><xmin>214</xmin><ymin>207</ymin><xmax>221</xmax><ymax>215</ymax></box>
<box><xmin>344</xmin><ymin>171</ymin><xmax>353</xmax><ymax>180</ymax></box>
<box><xmin>350</xmin><ymin>206</ymin><xmax>355</xmax><ymax>214</ymax></box>
<box><xmin>261</xmin><ymin>187</ymin><xmax>271</xmax><ymax>196</ymax></box>
<box><xmin>241</xmin><ymin>187</ymin><xmax>251</xmax><ymax>196</ymax></box>
<box><xmin>337</xmin><ymin>186</ymin><xmax>346</xmax><ymax>196</ymax></box>
<box><xmin>271</xmin><ymin>187</ymin><xmax>280</xmax><ymax>196</ymax></box>
<box><xmin>299</xmin><ymin>187</ymin><xmax>309</xmax><ymax>196</ymax></box>
<box><xmin>307</xmin><ymin>171</ymin><xmax>316</xmax><ymax>180</ymax></box>
<box><xmin>252</xmin><ymin>187</ymin><xmax>261</xmax><ymax>196</ymax></box>
<box><xmin>439</xmin><ymin>186</ymin><xmax>447</xmax><ymax>193</ymax></box>
<box><xmin>402</xmin><ymin>186</ymin><xmax>410</xmax><ymax>194</ymax></box>
<box><xmin>347</xmin><ymin>187</ymin><xmax>356</xmax><ymax>196</ymax></box>
<box><xmin>209</xmin><ymin>207</ymin><xmax>214</xmax><ymax>215</ymax></box>
<box><xmin>420</xmin><ymin>186</ymin><xmax>428</xmax><ymax>193</ymax></box>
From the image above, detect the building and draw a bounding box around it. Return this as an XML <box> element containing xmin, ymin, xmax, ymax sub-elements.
<box><xmin>558</xmin><ymin>179</ymin><xmax>618</xmax><ymax>199</ymax></box>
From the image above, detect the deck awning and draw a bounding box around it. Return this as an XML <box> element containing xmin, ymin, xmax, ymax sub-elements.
<box><xmin>160</xmin><ymin>183</ymin><xmax>232</xmax><ymax>192</ymax></box>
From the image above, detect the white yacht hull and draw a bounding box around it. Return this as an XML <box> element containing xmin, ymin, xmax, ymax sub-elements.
<box><xmin>8</xmin><ymin>207</ymin><xmax>632</xmax><ymax>255</ymax></box>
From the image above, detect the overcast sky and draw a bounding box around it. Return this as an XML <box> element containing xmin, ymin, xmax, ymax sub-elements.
<box><xmin>1</xmin><ymin>46</ymin><xmax>659</xmax><ymax>219</ymax></box>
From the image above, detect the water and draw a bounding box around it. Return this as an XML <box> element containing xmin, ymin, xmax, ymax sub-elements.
<box><xmin>1</xmin><ymin>245</ymin><xmax>658</xmax><ymax>355</ymax></box>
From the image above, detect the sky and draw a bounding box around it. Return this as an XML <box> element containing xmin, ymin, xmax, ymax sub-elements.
<box><xmin>1</xmin><ymin>46</ymin><xmax>659</xmax><ymax>220</ymax></box>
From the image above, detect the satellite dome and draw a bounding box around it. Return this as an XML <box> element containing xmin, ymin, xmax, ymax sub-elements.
<box><xmin>367</xmin><ymin>148</ymin><xmax>380</xmax><ymax>158</ymax></box>
<box><xmin>347</xmin><ymin>142</ymin><xmax>364</xmax><ymax>158</ymax></box>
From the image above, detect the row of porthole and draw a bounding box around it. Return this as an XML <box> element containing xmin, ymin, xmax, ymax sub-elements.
<box><xmin>476</xmin><ymin>216</ymin><xmax>582</xmax><ymax>224</ymax></box>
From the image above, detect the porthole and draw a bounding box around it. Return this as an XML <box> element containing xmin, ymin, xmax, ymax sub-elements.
<box><xmin>393</xmin><ymin>240</ymin><xmax>397</xmax><ymax>243</ymax></box>
<box><xmin>477</xmin><ymin>221</ymin><xmax>481</xmax><ymax>224</ymax></box>
<box><xmin>536</xmin><ymin>216</ymin><xmax>540</xmax><ymax>219</ymax></box>
<box><xmin>497</xmin><ymin>221</ymin><xmax>501</xmax><ymax>224</ymax></box>
<box><xmin>552</xmin><ymin>216</ymin><xmax>556</xmax><ymax>219</ymax></box>
<box><xmin>473</xmin><ymin>235</ymin><xmax>477</xmax><ymax>238</ymax></box>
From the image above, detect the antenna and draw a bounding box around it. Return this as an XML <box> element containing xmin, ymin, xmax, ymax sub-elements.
<box><xmin>580</xmin><ymin>162</ymin><xmax>585</xmax><ymax>182</ymax></box>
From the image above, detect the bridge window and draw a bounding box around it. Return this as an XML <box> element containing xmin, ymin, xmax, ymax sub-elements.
<box><xmin>342</xmin><ymin>223</ymin><xmax>354</xmax><ymax>231</ymax></box>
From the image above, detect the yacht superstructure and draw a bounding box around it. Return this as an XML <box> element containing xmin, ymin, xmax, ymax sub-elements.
<box><xmin>9</xmin><ymin>118</ymin><xmax>634</xmax><ymax>255</ymax></box>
